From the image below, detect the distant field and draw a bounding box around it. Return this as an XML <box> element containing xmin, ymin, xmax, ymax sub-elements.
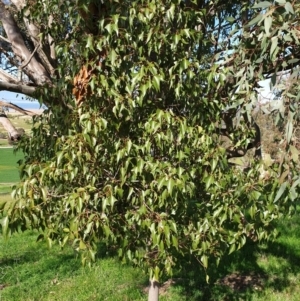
<box><xmin>0</xmin><ymin>112</ymin><xmax>33</xmax><ymax>133</ymax></box>
<box><xmin>0</xmin><ymin>148</ymin><xmax>23</xmax><ymax>183</ymax></box>
<box><xmin>0</xmin><ymin>139</ymin><xmax>9</xmax><ymax>146</ymax></box>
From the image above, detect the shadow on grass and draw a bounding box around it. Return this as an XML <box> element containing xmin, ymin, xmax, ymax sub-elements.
<box><xmin>168</xmin><ymin>235</ymin><xmax>300</xmax><ymax>301</ymax></box>
<box><xmin>0</xmin><ymin>230</ymin><xmax>82</xmax><ymax>288</ymax></box>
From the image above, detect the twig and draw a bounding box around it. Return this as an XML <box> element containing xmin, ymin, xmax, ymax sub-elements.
<box><xmin>0</xmin><ymin>34</ymin><xmax>10</xmax><ymax>44</ymax></box>
<box><xmin>20</xmin><ymin>44</ymin><xmax>40</xmax><ymax>70</ymax></box>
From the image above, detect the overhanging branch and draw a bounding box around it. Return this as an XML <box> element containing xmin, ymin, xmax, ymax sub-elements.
<box><xmin>0</xmin><ymin>69</ymin><xmax>19</xmax><ymax>84</ymax></box>
<box><xmin>0</xmin><ymin>81</ymin><xmax>36</xmax><ymax>95</ymax></box>
<box><xmin>0</xmin><ymin>100</ymin><xmax>37</xmax><ymax>116</ymax></box>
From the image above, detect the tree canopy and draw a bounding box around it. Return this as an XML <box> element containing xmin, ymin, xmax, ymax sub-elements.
<box><xmin>1</xmin><ymin>0</ymin><xmax>300</xmax><ymax>293</ymax></box>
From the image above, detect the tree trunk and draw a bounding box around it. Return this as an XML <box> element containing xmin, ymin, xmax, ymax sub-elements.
<box><xmin>148</xmin><ymin>279</ymin><xmax>159</xmax><ymax>301</ymax></box>
<box><xmin>0</xmin><ymin>1</ymin><xmax>51</xmax><ymax>85</ymax></box>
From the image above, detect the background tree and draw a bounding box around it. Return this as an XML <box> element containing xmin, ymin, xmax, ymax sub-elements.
<box><xmin>1</xmin><ymin>0</ymin><xmax>300</xmax><ymax>300</ymax></box>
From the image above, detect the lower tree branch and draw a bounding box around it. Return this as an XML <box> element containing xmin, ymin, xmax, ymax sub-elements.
<box><xmin>0</xmin><ymin>100</ymin><xmax>37</xmax><ymax>116</ymax></box>
<box><xmin>0</xmin><ymin>112</ymin><xmax>21</xmax><ymax>141</ymax></box>
<box><xmin>0</xmin><ymin>81</ymin><xmax>36</xmax><ymax>95</ymax></box>
<box><xmin>0</xmin><ymin>69</ymin><xmax>19</xmax><ymax>84</ymax></box>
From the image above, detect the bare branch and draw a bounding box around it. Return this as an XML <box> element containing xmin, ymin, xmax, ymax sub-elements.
<box><xmin>0</xmin><ymin>2</ymin><xmax>51</xmax><ymax>85</ymax></box>
<box><xmin>0</xmin><ymin>69</ymin><xmax>19</xmax><ymax>84</ymax></box>
<box><xmin>0</xmin><ymin>80</ymin><xmax>36</xmax><ymax>95</ymax></box>
<box><xmin>0</xmin><ymin>34</ymin><xmax>10</xmax><ymax>44</ymax></box>
<box><xmin>11</xmin><ymin>0</ymin><xmax>56</xmax><ymax>76</ymax></box>
<box><xmin>0</xmin><ymin>112</ymin><xmax>20</xmax><ymax>141</ymax></box>
<box><xmin>20</xmin><ymin>44</ymin><xmax>40</xmax><ymax>69</ymax></box>
<box><xmin>0</xmin><ymin>100</ymin><xmax>38</xmax><ymax>116</ymax></box>
<box><xmin>47</xmin><ymin>14</ymin><xmax>56</xmax><ymax>61</ymax></box>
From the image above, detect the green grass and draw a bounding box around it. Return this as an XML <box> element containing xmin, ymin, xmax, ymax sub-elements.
<box><xmin>1</xmin><ymin>194</ymin><xmax>300</xmax><ymax>300</ymax></box>
<box><xmin>0</xmin><ymin>139</ymin><xmax>9</xmax><ymax>147</ymax></box>
<box><xmin>0</xmin><ymin>231</ymin><xmax>148</xmax><ymax>301</ymax></box>
<box><xmin>0</xmin><ymin>185</ymin><xmax>12</xmax><ymax>194</ymax></box>
<box><xmin>0</xmin><ymin>148</ymin><xmax>23</xmax><ymax>183</ymax></box>
<box><xmin>0</xmin><ymin>114</ymin><xmax>33</xmax><ymax>134</ymax></box>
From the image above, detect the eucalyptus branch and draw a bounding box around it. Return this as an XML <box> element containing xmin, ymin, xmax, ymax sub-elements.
<box><xmin>0</xmin><ymin>100</ymin><xmax>37</xmax><ymax>116</ymax></box>
<box><xmin>0</xmin><ymin>81</ymin><xmax>36</xmax><ymax>95</ymax></box>
<box><xmin>0</xmin><ymin>34</ymin><xmax>10</xmax><ymax>44</ymax></box>
<box><xmin>20</xmin><ymin>44</ymin><xmax>40</xmax><ymax>69</ymax></box>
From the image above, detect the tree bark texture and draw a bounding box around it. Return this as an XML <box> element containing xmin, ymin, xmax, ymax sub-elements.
<box><xmin>0</xmin><ymin>2</ymin><xmax>50</xmax><ymax>85</ymax></box>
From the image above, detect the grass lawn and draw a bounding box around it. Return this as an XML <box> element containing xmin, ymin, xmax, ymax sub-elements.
<box><xmin>0</xmin><ymin>185</ymin><xmax>12</xmax><ymax>194</ymax></box>
<box><xmin>1</xmin><ymin>195</ymin><xmax>300</xmax><ymax>301</ymax></box>
<box><xmin>0</xmin><ymin>113</ymin><xmax>33</xmax><ymax>134</ymax></box>
<box><xmin>0</xmin><ymin>139</ymin><xmax>9</xmax><ymax>147</ymax></box>
<box><xmin>0</xmin><ymin>148</ymin><xmax>23</xmax><ymax>183</ymax></box>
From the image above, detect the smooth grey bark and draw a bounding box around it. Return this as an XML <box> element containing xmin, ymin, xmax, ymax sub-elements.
<box><xmin>0</xmin><ymin>100</ymin><xmax>37</xmax><ymax>139</ymax></box>
<box><xmin>11</xmin><ymin>0</ymin><xmax>57</xmax><ymax>76</ymax></box>
<box><xmin>0</xmin><ymin>69</ymin><xmax>19</xmax><ymax>84</ymax></box>
<box><xmin>148</xmin><ymin>279</ymin><xmax>159</xmax><ymax>301</ymax></box>
<box><xmin>0</xmin><ymin>100</ymin><xmax>37</xmax><ymax>117</ymax></box>
<box><xmin>0</xmin><ymin>2</ymin><xmax>51</xmax><ymax>85</ymax></box>
<box><xmin>0</xmin><ymin>81</ymin><xmax>36</xmax><ymax>95</ymax></box>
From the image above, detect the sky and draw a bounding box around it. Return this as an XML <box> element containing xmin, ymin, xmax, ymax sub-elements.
<box><xmin>257</xmin><ymin>79</ymin><xmax>274</xmax><ymax>103</ymax></box>
<box><xmin>0</xmin><ymin>91</ymin><xmax>42</xmax><ymax>109</ymax></box>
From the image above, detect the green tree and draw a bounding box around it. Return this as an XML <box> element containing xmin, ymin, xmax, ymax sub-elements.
<box><xmin>1</xmin><ymin>0</ymin><xmax>300</xmax><ymax>299</ymax></box>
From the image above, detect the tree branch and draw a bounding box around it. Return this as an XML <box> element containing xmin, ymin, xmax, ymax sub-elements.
<box><xmin>0</xmin><ymin>112</ymin><xmax>20</xmax><ymax>141</ymax></box>
<box><xmin>0</xmin><ymin>34</ymin><xmax>10</xmax><ymax>44</ymax></box>
<box><xmin>11</xmin><ymin>0</ymin><xmax>57</xmax><ymax>76</ymax></box>
<box><xmin>0</xmin><ymin>81</ymin><xmax>36</xmax><ymax>95</ymax></box>
<box><xmin>0</xmin><ymin>2</ymin><xmax>51</xmax><ymax>85</ymax></box>
<box><xmin>0</xmin><ymin>100</ymin><xmax>38</xmax><ymax>116</ymax></box>
<box><xmin>0</xmin><ymin>69</ymin><xmax>19</xmax><ymax>84</ymax></box>
<box><xmin>20</xmin><ymin>44</ymin><xmax>40</xmax><ymax>70</ymax></box>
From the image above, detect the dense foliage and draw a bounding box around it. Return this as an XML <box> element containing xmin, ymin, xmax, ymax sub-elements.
<box><xmin>1</xmin><ymin>0</ymin><xmax>300</xmax><ymax>282</ymax></box>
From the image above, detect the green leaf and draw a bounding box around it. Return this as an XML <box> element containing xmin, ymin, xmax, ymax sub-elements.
<box><xmin>56</xmin><ymin>151</ymin><xmax>64</xmax><ymax>165</ymax></box>
<box><xmin>286</xmin><ymin>120</ymin><xmax>293</xmax><ymax>143</ymax></box>
<box><xmin>285</xmin><ymin>2</ymin><xmax>294</xmax><ymax>14</ymax></box>
<box><xmin>270</xmin><ymin>36</ymin><xmax>278</xmax><ymax>59</ymax></box>
<box><xmin>167</xmin><ymin>178</ymin><xmax>175</xmax><ymax>195</ymax></box>
<box><xmin>152</xmin><ymin>75</ymin><xmax>161</xmax><ymax>91</ymax></box>
<box><xmin>253</xmin><ymin>1</ymin><xmax>272</xmax><ymax>8</ymax></box>
<box><xmin>166</xmin><ymin>4</ymin><xmax>175</xmax><ymax>20</ymax></box>
<box><xmin>274</xmin><ymin>182</ymin><xmax>287</xmax><ymax>203</ymax></box>
<box><xmin>264</xmin><ymin>16</ymin><xmax>272</xmax><ymax>35</ymax></box>
<box><xmin>79</xmin><ymin>240</ymin><xmax>87</xmax><ymax>250</ymax></box>
<box><xmin>86</xmin><ymin>35</ymin><xmax>94</xmax><ymax>51</ymax></box>
<box><xmin>172</xmin><ymin>235</ymin><xmax>178</xmax><ymax>249</ymax></box>
<box><xmin>287</xmin><ymin>58</ymin><xmax>300</xmax><ymax>64</ymax></box>
<box><xmin>201</xmin><ymin>255</ymin><xmax>208</xmax><ymax>269</ymax></box>
<box><xmin>246</xmin><ymin>14</ymin><xmax>263</xmax><ymax>27</ymax></box>
<box><xmin>109</xmin><ymin>49</ymin><xmax>117</xmax><ymax>65</ymax></box>
<box><xmin>174</xmin><ymin>34</ymin><xmax>180</xmax><ymax>45</ymax></box>
<box><xmin>229</xmin><ymin>243</ymin><xmax>236</xmax><ymax>254</ymax></box>
<box><xmin>290</xmin><ymin>145</ymin><xmax>299</xmax><ymax>162</ymax></box>
<box><xmin>225</xmin><ymin>16</ymin><xmax>235</xmax><ymax>22</ymax></box>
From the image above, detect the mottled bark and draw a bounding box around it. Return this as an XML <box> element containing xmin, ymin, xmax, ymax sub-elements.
<box><xmin>0</xmin><ymin>2</ymin><xmax>51</xmax><ymax>85</ymax></box>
